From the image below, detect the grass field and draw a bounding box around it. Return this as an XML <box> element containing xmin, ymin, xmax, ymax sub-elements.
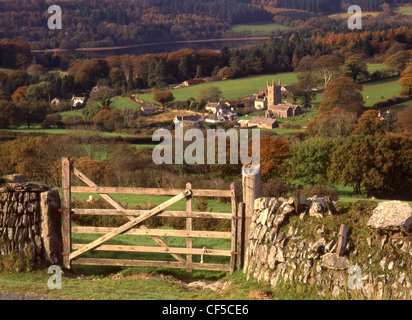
<box><xmin>0</xmin><ymin>128</ymin><xmax>140</xmax><ymax>138</ymax></box>
<box><xmin>395</xmin><ymin>6</ymin><xmax>412</xmax><ymax>15</ymax></box>
<box><xmin>232</xmin><ymin>23</ymin><xmax>288</xmax><ymax>34</ymax></box>
<box><xmin>362</xmin><ymin>77</ymin><xmax>401</xmax><ymax>107</ymax></box>
<box><xmin>111</xmin><ymin>96</ymin><xmax>141</xmax><ymax>111</ymax></box>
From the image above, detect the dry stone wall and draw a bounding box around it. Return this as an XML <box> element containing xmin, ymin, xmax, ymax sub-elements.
<box><xmin>0</xmin><ymin>175</ymin><xmax>62</xmax><ymax>265</ymax></box>
<box><xmin>244</xmin><ymin>196</ymin><xmax>412</xmax><ymax>299</ymax></box>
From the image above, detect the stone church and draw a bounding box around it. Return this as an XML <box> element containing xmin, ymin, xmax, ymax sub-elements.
<box><xmin>255</xmin><ymin>80</ymin><xmax>302</xmax><ymax>118</ymax></box>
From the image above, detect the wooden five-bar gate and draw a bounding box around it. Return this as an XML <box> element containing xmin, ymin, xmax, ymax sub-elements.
<box><xmin>61</xmin><ymin>157</ymin><xmax>245</xmax><ymax>274</ymax></box>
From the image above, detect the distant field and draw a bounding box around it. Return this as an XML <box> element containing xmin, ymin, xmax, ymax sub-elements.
<box><xmin>395</xmin><ymin>6</ymin><xmax>412</xmax><ymax>15</ymax></box>
<box><xmin>367</xmin><ymin>63</ymin><xmax>389</xmax><ymax>72</ymax></box>
<box><xmin>0</xmin><ymin>68</ymin><xmax>13</xmax><ymax>74</ymax></box>
<box><xmin>111</xmin><ymin>96</ymin><xmax>140</xmax><ymax>111</ymax></box>
<box><xmin>362</xmin><ymin>77</ymin><xmax>401</xmax><ymax>107</ymax></box>
<box><xmin>0</xmin><ymin>128</ymin><xmax>139</xmax><ymax>138</ymax></box>
<box><xmin>232</xmin><ymin>23</ymin><xmax>288</xmax><ymax>33</ymax></box>
<box><xmin>329</xmin><ymin>11</ymin><xmax>381</xmax><ymax>19</ymax></box>
<box><xmin>138</xmin><ymin>72</ymin><xmax>298</xmax><ymax>104</ymax></box>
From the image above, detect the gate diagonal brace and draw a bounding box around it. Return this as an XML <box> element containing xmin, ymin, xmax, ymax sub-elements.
<box><xmin>69</xmin><ymin>189</ymin><xmax>192</xmax><ymax>261</ymax></box>
<box><xmin>71</xmin><ymin>166</ymin><xmax>188</xmax><ymax>265</ymax></box>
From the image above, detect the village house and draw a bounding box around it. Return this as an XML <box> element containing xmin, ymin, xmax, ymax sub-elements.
<box><xmin>50</xmin><ymin>97</ymin><xmax>61</xmax><ymax>106</ymax></box>
<box><xmin>247</xmin><ymin>117</ymin><xmax>278</xmax><ymax>129</ymax></box>
<box><xmin>224</xmin><ymin>100</ymin><xmax>242</xmax><ymax>109</ymax></box>
<box><xmin>71</xmin><ymin>95</ymin><xmax>85</xmax><ymax>107</ymax></box>
<box><xmin>205</xmin><ymin>113</ymin><xmax>225</xmax><ymax>124</ymax></box>
<box><xmin>254</xmin><ymin>97</ymin><xmax>266</xmax><ymax>110</ymax></box>
<box><xmin>238</xmin><ymin>119</ymin><xmax>250</xmax><ymax>128</ymax></box>
<box><xmin>173</xmin><ymin>115</ymin><xmax>204</xmax><ymax>128</ymax></box>
<box><xmin>205</xmin><ymin>101</ymin><xmax>229</xmax><ymax>113</ymax></box>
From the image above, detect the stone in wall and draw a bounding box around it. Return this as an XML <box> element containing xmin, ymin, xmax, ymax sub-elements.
<box><xmin>0</xmin><ymin>176</ymin><xmax>62</xmax><ymax>265</ymax></box>
<box><xmin>244</xmin><ymin>196</ymin><xmax>411</xmax><ymax>299</ymax></box>
<box><xmin>367</xmin><ymin>201</ymin><xmax>412</xmax><ymax>232</ymax></box>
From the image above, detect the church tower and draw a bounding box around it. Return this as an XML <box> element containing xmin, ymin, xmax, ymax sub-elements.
<box><xmin>266</xmin><ymin>79</ymin><xmax>282</xmax><ymax>107</ymax></box>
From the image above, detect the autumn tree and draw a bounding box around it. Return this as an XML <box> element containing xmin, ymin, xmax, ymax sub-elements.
<box><xmin>27</xmin><ymin>64</ymin><xmax>48</xmax><ymax>78</ymax></box>
<box><xmin>153</xmin><ymin>90</ymin><xmax>174</xmax><ymax>108</ymax></box>
<box><xmin>0</xmin><ymin>100</ymin><xmax>22</xmax><ymax>128</ymax></box>
<box><xmin>11</xmin><ymin>86</ymin><xmax>28</xmax><ymax>102</ymax></box>
<box><xmin>384</xmin><ymin>51</ymin><xmax>410</xmax><ymax>75</ymax></box>
<box><xmin>216</xmin><ymin>66</ymin><xmax>235</xmax><ymax>80</ymax></box>
<box><xmin>0</xmin><ymin>71</ymin><xmax>8</xmax><ymax>90</ymax></box>
<box><xmin>394</xmin><ymin>104</ymin><xmax>412</xmax><ymax>138</ymax></box>
<box><xmin>399</xmin><ymin>65</ymin><xmax>412</xmax><ymax>97</ymax></box>
<box><xmin>319</xmin><ymin>77</ymin><xmax>364</xmax><ymax>115</ymax></box>
<box><xmin>307</xmin><ymin>108</ymin><xmax>357</xmax><ymax>138</ymax></box>
<box><xmin>352</xmin><ymin>110</ymin><xmax>386</xmax><ymax>136</ymax></box>
<box><xmin>73</xmin><ymin>59</ymin><xmax>110</xmax><ymax>91</ymax></box>
<box><xmin>313</xmin><ymin>54</ymin><xmax>342</xmax><ymax>88</ymax></box>
<box><xmin>259</xmin><ymin>136</ymin><xmax>290</xmax><ymax>182</ymax></box>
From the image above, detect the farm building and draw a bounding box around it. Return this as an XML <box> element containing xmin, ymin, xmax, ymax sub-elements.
<box><xmin>182</xmin><ymin>79</ymin><xmax>206</xmax><ymax>86</ymax></box>
<box><xmin>141</xmin><ymin>105</ymin><xmax>157</xmax><ymax>114</ymax></box>
<box><xmin>248</xmin><ymin>117</ymin><xmax>278</xmax><ymax>129</ymax></box>
<box><xmin>173</xmin><ymin>115</ymin><xmax>204</xmax><ymax>128</ymax></box>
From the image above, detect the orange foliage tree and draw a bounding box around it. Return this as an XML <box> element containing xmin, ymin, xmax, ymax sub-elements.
<box><xmin>258</xmin><ymin>136</ymin><xmax>291</xmax><ymax>182</ymax></box>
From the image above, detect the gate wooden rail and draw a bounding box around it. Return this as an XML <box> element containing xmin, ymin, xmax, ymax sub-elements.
<box><xmin>61</xmin><ymin>157</ymin><xmax>244</xmax><ymax>274</ymax></box>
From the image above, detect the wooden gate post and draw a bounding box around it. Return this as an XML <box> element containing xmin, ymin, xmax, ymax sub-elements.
<box><xmin>186</xmin><ymin>183</ymin><xmax>193</xmax><ymax>273</ymax></box>
<box><xmin>61</xmin><ymin>157</ymin><xmax>72</xmax><ymax>270</ymax></box>
<box><xmin>242</xmin><ymin>165</ymin><xmax>262</xmax><ymax>262</ymax></box>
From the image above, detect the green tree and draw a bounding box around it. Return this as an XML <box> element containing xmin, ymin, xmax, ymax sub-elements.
<box><xmin>178</xmin><ymin>57</ymin><xmax>189</xmax><ymax>80</ymax></box>
<box><xmin>343</xmin><ymin>54</ymin><xmax>369</xmax><ymax>81</ymax></box>
<box><xmin>109</xmin><ymin>67</ymin><xmax>126</xmax><ymax>90</ymax></box>
<box><xmin>198</xmin><ymin>86</ymin><xmax>223</xmax><ymax>102</ymax></box>
<box><xmin>328</xmin><ymin>135</ymin><xmax>412</xmax><ymax>197</ymax></box>
<box><xmin>60</xmin><ymin>75</ymin><xmax>74</xmax><ymax>99</ymax></box>
<box><xmin>293</xmin><ymin>72</ymin><xmax>318</xmax><ymax>107</ymax></box>
<box><xmin>26</xmin><ymin>81</ymin><xmax>53</xmax><ymax>102</ymax></box>
<box><xmin>98</xmin><ymin>94</ymin><xmax>112</xmax><ymax>108</ymax></box>
<box><xmin>291</xmin><ymin>138</ymin><xmax>339</xmax><ymax>185</ymax></box>
<box><xmin>18</xmin><ymin>101</ymin><xmax>50</xmax><ymax>128</ymax></box>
